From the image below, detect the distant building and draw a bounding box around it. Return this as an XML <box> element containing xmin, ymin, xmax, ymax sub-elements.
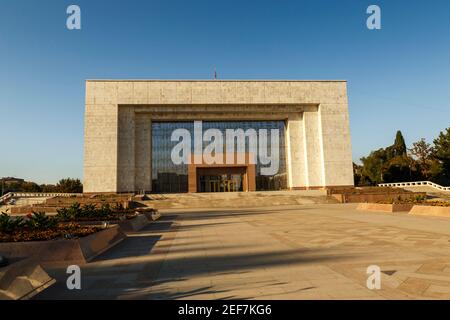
<box><xmin>0</xmin><ymin>177</ymin><xmax>24</xmax><ymax>185</ymax></box>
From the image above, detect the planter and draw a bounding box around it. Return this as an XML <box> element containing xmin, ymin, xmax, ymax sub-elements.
<box><xmin>59</xmin><ymin>212</ymin><xmax>158</xmax><ymax>233</ymax></box>
<box><xmin>134</xmin><ymin>207</ymin><xmax>160</xmax><ymax>221</ymax></box>
<box><xmin>356</xmin><ymin>203</ymin><xmax>414</xmax><ymax>213</ymax></box>
<box><xmin>409</xmin><ymin>205</ymin><xmax>450</xmax><ymax>218</ymax></box>
<box><xmin>118</xmin><ymin>214</ymin><xmax>149</xmax><ymax>232</ymax></box>
<box><xmin>0</xmin><ymin>258</ymin><xmax>55</xmax><ymax>300</ymax></box>
<box><xmin>144</xmin><ymin>211</ymin><xmax>161</xmax><ymax>221</ymax></box>
<box><xmin>0</xmin><ymin>225</ymin><xmax>125</xmax><ymax>265</ymax></box>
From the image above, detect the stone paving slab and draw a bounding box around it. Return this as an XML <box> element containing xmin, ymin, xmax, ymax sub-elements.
<box><xmin>36</xmin><ymin>204</ymin><xmax>450</xmax><ymax>300</ymax></box>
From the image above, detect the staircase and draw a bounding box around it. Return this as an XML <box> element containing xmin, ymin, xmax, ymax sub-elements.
<box><xmin>139</xmin><ymin>190</ymin><xmax>336</xmax><ymax>210</ymax></box>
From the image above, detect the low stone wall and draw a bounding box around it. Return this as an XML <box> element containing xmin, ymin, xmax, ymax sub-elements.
<box><xmin>0</xmin><ymin>258</ymin><xmax>55</xmax><ymax>300</ymax></box>
<box><xmin>10</xmin><ymin>206</ymin><xmax>62</xmax><ymax>214</ymax></box>
<box><xmin>0</xmin><ymin>225</ymin><xmax>125</xmax><ymax>265</ymax></box>
<box><xmin>135</xmin><ymin>207</ymin><xmax>160</xmax><ymax>221</ymax></box>
<box><xmin>46</xmin><ymin>196</ymin><xmax>132</xmax><ymax>207</ymax></box>
<box><xmin>73</xmin><ymin>212</ymin><xmax>158</xmax><ymax>232</ymax></box>
<box><xmin>409</xmin><ymin>205</ymin><xmax>450</xmax><ymax>218</ymax></box>
<box><xmin>356</xmin><ymin>203</ymin><xmax>414</xmax><ymax>213</ymax></box>
<box><xmin>145</xmin><ymin>211</ymin><xmax>161</xmax><ymax>221</ymax></box>
<box><xmin>118</xmin><ymin>214</ymin><xmax>150</xmax><ymax>232</ymax></box>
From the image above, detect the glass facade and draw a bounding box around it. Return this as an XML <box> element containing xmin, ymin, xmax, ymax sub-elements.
<box><xmin>151</xmin><ymin>121</ymin><xmax>287</xmax><ymax>193</ymax></box>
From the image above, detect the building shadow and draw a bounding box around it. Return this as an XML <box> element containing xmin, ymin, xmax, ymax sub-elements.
<box><xmin>35</xmin><ymin>208</ymin><xmax>358</xmax><ymax>300</ymax></box>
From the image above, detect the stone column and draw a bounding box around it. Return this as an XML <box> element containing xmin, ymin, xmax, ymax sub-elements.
<box><xmin>134</xmin><ymin>114</ymin><xmax>152</xmax><ymax>193</ymax></box>
<box><xmin>286</xmin><ymin>115</ymin><xmax>308</xmax><ymax>189</ymax></box>
<box><xmin>117</xmin><ymin>106</ymin><xmax>135</xmax><ymax>192</ymax></box>
<box><xmin>303</xmin><ymin>110</ymin><xmax>325</xmax><ymax>188</ymax></box>
<box><xmin>83</xmin><ymin>103</ymin><xmax>119</xmax><ymax>193</ymax></box>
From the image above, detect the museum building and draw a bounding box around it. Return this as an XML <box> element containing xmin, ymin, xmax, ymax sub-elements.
<box><xmin>83</xmin><ymin>80</ymin><xmax>353</xmax><ymax>193</ymax></box>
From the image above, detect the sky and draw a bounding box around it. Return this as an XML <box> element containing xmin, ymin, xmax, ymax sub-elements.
<box><xmin>1</xmin><ymin>0</ymin><xmax>449</xmax><ymax>184</ymax></box>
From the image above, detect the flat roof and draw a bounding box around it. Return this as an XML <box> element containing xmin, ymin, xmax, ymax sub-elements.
<box><xmin>86</xmin><ymin>79</ymin><xmax>347</xmax><ymax>82</ymax></box>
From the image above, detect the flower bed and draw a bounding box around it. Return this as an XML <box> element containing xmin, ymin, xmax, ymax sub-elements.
<box><xmin>0</xmin><ymin>212</ymin><xmax>102</xmax><ymax>242</ymax></box>
<box><xmin>329</xmin><ymin>187</ymin><xmax>427</xmax><ymax>204</ymax></box>
<box><xmin>376</xmin><ymin>199</ymin><xmax>450</xmax><ymax>207</ymax></box>
<box><xmin>0</xmin><ymin>223</ymin><xmax>101</xmax><ymax>243</ymax></box>
<box><xmin>420</xmin><ymin>201</ymin><xmax>450</xmax><ymax>207</ymax></box>
<box><xmin>0</xmin><ymin>225</ymin><xmax>125</xmax><ymax>265</ymax></box>
<box><xmin>55</xmin><ymin>203</ymin><xmax>139</xmax><ymax>222</ymax></box>
<box><xmin>1</xmin><ymin>203</ymin><xmax>159</xmax><ymax>242</ymax></box>
<box><xmin>0</xmin><ymin>209</ymin><xmax>128</xmax><ymax>264</ymax></box>
<box><xmin>54</xmin><ymin>203</ymin><xmax>159</xmax><ymax>232</ymax></box>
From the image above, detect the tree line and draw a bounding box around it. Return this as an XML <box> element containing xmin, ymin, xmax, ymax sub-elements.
<box><xmin>1</xmin><ymin>178</ymin><xmax>83</xmax><ymax>194</ymax></box>
<box><xmin>354</xmin><ymin>127</ymin><xmax>450</xmax><ymax>186</ymax></box>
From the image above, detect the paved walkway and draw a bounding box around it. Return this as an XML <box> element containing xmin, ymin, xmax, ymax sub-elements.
<box><xmin>38</xmin><ymin>204</ymin><xmax>450</xmax><ymax>299</ymax></box>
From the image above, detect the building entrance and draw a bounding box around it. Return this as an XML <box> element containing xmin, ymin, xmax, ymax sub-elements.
<box><xmin>196</xmin><ymin>167</ymin><xmax>247</xmax><ymax>193</ymax></box>
<box><xmin>199</xmin><ymin>173</ymin><xmax>244</xmax><ymax>192</ymax></box>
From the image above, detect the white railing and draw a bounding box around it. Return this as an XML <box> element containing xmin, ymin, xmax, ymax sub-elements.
<box><xmin>0</xmin><ymin>192</ymin><xmax>82</xmax><ymax>204</ymax></box>
<box><xmin>378</xmin><ymin>181</ymin><xmax>450</xmax><ymax>192</ymax></box>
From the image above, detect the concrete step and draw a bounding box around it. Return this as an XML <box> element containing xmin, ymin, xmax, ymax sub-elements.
<box><xmin>139</xmin><ymin>190</ymin><xmax>337</xmax><ymax>209</ymax></box>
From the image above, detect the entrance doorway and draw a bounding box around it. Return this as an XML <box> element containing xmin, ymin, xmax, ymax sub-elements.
<box><xmin>199</xmin><ymin>173</ymin><xmax>244</xmax><ymax>192</ymax></box>
<box><xmin>196</xmin><ymin>167</ymin><xmax>247</xmax><ymax>193</ymax></box>
<box><xmin>187</xmin><ymin>154</ymin><xmax>256</xmax><ymax>193</ymax></box>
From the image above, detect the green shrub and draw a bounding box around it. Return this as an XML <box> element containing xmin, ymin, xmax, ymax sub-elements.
<box><xmin>97</xmin><ymin>204</ymin><xmax>112</xmax><ymax>218</ymax></box>
<box><xmin>56</xmin><ymin>202</ymin><xmax>82</xmax><ymax>221</ymax></box>
<box><xmin>0</xmin><ymin>212</ymin><xmax>25</xmax><ymax>234</ymax></box>
<box><xmin>414</xmin><ymin>194</ymin><xmax>426</xmax><ymax>202</ymax></box>
<box><xmin>113</xmin><ymin>202</ymin><xmax>124</xmax><ymax>211</ymax></box>
<box><xmin>81</xmin><ymin>204</ymin><xmax>97</xmax><ymax>217</ymax></box>
<box><xmin>26</xmin><ymin>212</ymin><xmax>58</xmax><ymax>230</ymax></box>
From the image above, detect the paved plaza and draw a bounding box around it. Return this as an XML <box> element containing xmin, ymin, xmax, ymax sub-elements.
<box><xmin>38</xmin><ymin>204</ymin><xmax>450</xmax><ymax>299</ymax></box>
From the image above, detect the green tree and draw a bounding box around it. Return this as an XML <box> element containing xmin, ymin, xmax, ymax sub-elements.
<box><xmin>409</xmin><ymin>138</ymin><xmax>433</xmax><ymax>180</ymax></box>
<box><xmin>56</xmin><ymin>178</ymin><xmax>83</xmax><ymax>193</ymax></box>
<box><xmin>360</xmin><ymin>148</ymin><xmax>387</xmax><ymax>185</ymax></box>
<box><xmin>359</xmin><ymin>131</ymin><xmax>411</xmax><ymax>185</ymax></box>
<box><xmin>432</xmin><ymin>127</ymin><xmax>450</xmax><ymax>185</ymax></box>
<box><xmin>382</xmin><ymin>154</ymin><xmax>413</xmax><ymax>183</ymax></box>
<box><xmin>40</xmin><ymin>184</ymin><xmax>58</xmax><ymax>192</ymax></box>
<box><xmin>20</xmin><ymin>181</ymin><xmax>42</xmax><ymax>192</ymax></box>
<box><xmin>386</xmin><ymin>130</ymin><xmax>407</xmax><ymax>159</ymax></box>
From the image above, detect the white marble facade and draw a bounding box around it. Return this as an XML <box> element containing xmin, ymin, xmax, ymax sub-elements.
<box><xmin>84</xmin><ymin>80</ymin><xmax>353</xmax><ymax>193</ymax></box>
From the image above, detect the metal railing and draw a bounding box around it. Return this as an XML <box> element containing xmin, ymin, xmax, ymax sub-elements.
<box><xmin>378</xmin><ymin>181</ymin><xmax>450</xmax><ymax>192</ymax></box>
<box><xmin>0</xmin><ymin>192</ymin><xmax>81</xmax><ymax>205</ymax></box>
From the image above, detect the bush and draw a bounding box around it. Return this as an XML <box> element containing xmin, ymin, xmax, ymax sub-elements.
<box><xmin>414</xmin><ymin>194</ymin><xmax>426</xmax><ymax>202</ymax></box>
<box><xmin>56</xmin><ymin>202</ymin><xmax>119</xmax><ymax>221</ymax></box>
<box><xmin>0</xmin><ymin>212</ymin><xmax>25</xmax><ymax>234</ymax></box>
<box><xmin>56</xmin><ymin>178</ymin><xmax>83</xmax><ymax>193</ymax></box>
<box><xmin>81</xmin><ymin>204</ymin><xmax>97</xmax><ymax>217</ymax></box>
<box><xmin>97</xmin><ymin>204</ymin><xmax>112</xmax><ymax>218</ymax></box>
<box><xmin>56</xmin><ymin>202</ymin><xmax>83</xmax><ymax>221</ymax></box>
<box><xmin>26</xmin><ymin>212</ymin><xmax>58</xmax><ymax>230</ymax></box>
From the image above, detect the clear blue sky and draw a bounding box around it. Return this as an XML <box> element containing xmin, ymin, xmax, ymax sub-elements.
<box><xmin>1</xmin><ymin>0</ymin><xmax>449</xmax><ymax>184</ymax></box>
